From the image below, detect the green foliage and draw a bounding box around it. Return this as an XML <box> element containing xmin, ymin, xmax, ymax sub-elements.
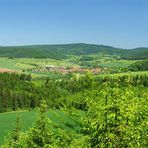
<box><xmin>128</xmin><ymin>60</ymin><xmax>148</xmax><ymax>71</ymax></box>
<box><xmin>3</xmin><ymin>115</ymin><xmax>22</xmax><ymax>148</ymax></box>
<box><xmin>82</xmin><ymin>77</ymin><xmax>148</xmax><ymax>147</ymax></box>
<box><xmin>0</xmin><ymin>72</ymin><xmax>148</xmax><ymax>113</ymax></box>
<box><xmin>79</xmin><ymin>55</ymin><xmax>94</xmax><ymax>61</ymax></box>
<box><xmin>25</xmin><ymin>100</ymin><xmax>52</xmax><ymax>147</ymax></box>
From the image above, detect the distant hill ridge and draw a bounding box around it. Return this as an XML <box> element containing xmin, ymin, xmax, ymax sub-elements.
<box><xmin>0</xmin><ymin>43</ymin><xmax>147</xmax><ymax>60</ymax></box>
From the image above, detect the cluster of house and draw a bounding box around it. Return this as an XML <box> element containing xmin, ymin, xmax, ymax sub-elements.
<box><xmin>31</xmin><ymin>65</ymin><xmax>101</xmax><ymax>74</ymax></box>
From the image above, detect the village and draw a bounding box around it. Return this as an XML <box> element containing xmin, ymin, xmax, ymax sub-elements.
<box><xmin>30</xmin><ymin>65</ymin><xmax>101</xmax><ymax>74</ymax></box>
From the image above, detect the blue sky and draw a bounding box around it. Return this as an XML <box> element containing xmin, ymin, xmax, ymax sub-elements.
<box><xmin>0</xmin><ymin>0</ymin><xmax>147</xmax><ymax>48</ymax></box>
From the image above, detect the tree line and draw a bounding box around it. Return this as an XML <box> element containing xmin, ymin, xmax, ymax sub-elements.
<box><xmin>0</xmin><ymin>73</ymin><xmax>148</xmax><ymax>113</ymax></box>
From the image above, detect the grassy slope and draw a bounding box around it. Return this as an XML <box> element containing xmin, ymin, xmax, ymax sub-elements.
<box><xmin>0</xmin><ymin>57</ymin><xmax>77</xmax><ymax>71</ymax></box>
<box><xmin>0</xmin><ymin>110</ymin><xmax>81</xmax><ymax>145</ymax></box>
<box><xmin>0</xmin><ymin>110</ymin><xmax>35</xmax><ymax>145</ymax></box>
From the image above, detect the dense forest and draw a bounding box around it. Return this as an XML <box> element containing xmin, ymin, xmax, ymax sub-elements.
<box><xmin>0</xmin><ymin>73</ymin><xmax>148</xmax><ymax>113</ymax></box>
<box><xmin>1</xmin><ymin>72</ymin><xmax>147</xmax><ymax>147</ymax></box>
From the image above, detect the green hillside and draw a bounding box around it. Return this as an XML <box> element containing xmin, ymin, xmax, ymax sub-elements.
<box><xmin>0</xmin><ymin>43</ymin><xmax>148</xmax><ymax>60</ymax></box>
<box><xmin>128</xmin><ymin>60</ymin><xmax>148</xmax><ymax>71</ymax></box>
<box><xmin>123</xmin><ymin>48</ymin><xmax>148</xmax><ymax>60</ymax></box>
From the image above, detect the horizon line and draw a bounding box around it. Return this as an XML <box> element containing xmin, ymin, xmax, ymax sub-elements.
<box><xmin>0</xmin><ymin>42</ymin><xmax>147</xmax><ymax>50</ymax></box>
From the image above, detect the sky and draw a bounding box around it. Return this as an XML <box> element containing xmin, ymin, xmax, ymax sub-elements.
<box><xmin>0</xmin><ymin>0</ymin><xmax>148</xmax><ymax>48</ymax></box>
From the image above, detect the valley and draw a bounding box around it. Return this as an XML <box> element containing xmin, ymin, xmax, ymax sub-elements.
<box><xmin>0</xmin><ymin>43</ymin><xmax>148</xmax><ymax>147</ymax></box>
<box><xmin>0</xmin><ymin>43</ymin><xmax>147</xmax><ymax>78</ymax></box>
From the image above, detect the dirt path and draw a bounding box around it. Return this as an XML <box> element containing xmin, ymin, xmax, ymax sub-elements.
<box><xmin>0</xmin><ymin>68</ymin><xmax>16</xmax><ymax>73</ymax></box>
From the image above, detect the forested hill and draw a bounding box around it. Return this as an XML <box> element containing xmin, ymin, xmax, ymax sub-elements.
<box><xmin>0</xmin><ymin>43</ymin><xmax>148</xmax><ymax>60</ymax></box>
<box><xmin>124</xmin><ymin>48</ymin><xmax>148</xmax><ymax>60</ymax></box>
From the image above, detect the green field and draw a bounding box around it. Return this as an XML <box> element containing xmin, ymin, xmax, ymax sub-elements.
<box><xmin>0</xmin><ymin>57</ymin><xmax>147</xmax><ymax>84</ymax></box>
<box><xmin>0</xmin><ymin>57</ymin><xmax>77</xmax><ymax>79</ymax></box>
<box><xmin>0</xmin><ymin>57</ymin><xmax>77</xmax><ymax>70</ymax></box>
<box><xmin>0</xmin><ymin>57</ymin><xmax>139</xmax><ymax>71</ymax></box>
<box><xmin>98</xmin><ymin>60</ymin><xmax>136</xmax><ymax>68</ymax></box>
<box><xmin>0</xmin><ymin>109</ymin><xmax>81</xmax><ymax>145</ymax></box>
<box><xmin>0</xmin><ymin>111</ymin><xmax>35</xmax><ymax>145</ymax></box>
<box><xmin>0</xmin><ymin>44</ymin><xmax>148</xmax><ymax>76</ymax></box>
<box><xmin>0</xmin><ymin>58</ymin><xmax>20</xmax><ymax>70</ymax></box>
